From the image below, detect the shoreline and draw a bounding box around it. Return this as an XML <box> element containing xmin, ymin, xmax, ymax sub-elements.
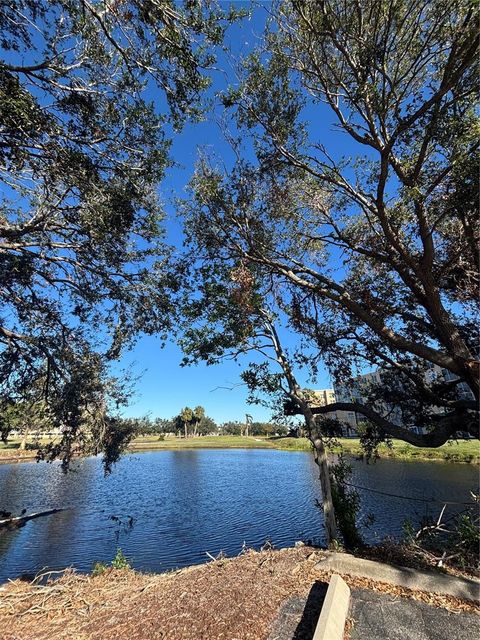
<box><xmin>0</xmin><ymin>435</ymin><xmax>478</xmax><ymax>465</ymax></box>
<box><xmin>0</xmin><ymin>547</ymin><xmax>477</xmax><ymax>640</ymax></box>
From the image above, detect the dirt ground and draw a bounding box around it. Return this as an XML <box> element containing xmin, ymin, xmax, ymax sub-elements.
<box><xmin>0</xmin><ymin>547</ymin><xmax>478</xmax><ymax>640</ymax></box>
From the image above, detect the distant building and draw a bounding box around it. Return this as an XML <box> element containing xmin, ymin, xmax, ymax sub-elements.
<box><xmin>333</xmin><ymin>363</ymin><xmax>475</xmax><ymax>436</ymax></box>
<box><xmin>310</xmin><ymin>388</ymin><xmax>358</xmax><ymax>436</ymax></box>
<box><xmin>312</xmin><ymin>388</ymin><xmax>336</xmax><ymax>407</ymax></box>
<box><xmin>334</xmin><ymin>370</ymin><xmax>404</xmax><ymax>433</ymax></box>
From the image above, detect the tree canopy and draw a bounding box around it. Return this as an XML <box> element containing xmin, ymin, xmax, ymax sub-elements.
<box><xmin>1</xmin><ymin>0</ymin><xmax>478</xmax><ymax>471</ymax></box>
<box><xmin>180</xmin><ymin>0</ymin><xmax>479</xmax><ymax>449</ymax></box>
<box><xmin>174</xmin><ymin>405</ymin><xmax>216</xmax><ymax>437</ymax></box>
<box><xmin>0</xmin><ymin>0</ymin><xmax>238</xmax><ymax>467</ymax></box>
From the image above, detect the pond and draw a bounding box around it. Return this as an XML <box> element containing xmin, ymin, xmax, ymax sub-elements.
<box><xmin>0</xmin><ymin>449</ymin><xmax>477</xmax><ymax>582</ymax></box>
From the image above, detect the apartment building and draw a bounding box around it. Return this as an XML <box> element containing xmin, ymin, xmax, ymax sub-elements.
<box><xmin>311</xmin><ymin>388</ymin><xmax>358</xmax><ymax>436</ymax></box>
<box><xmin>333</xmin><ymin>363</ymin><xmax>475</xmax><ymax>436</ymax></box>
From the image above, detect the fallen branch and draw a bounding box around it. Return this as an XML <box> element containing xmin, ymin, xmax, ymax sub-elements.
<box><xmin>0</xmin><ymin>509</ymin><xmax>65</xmax><ymax>531</ymax></box>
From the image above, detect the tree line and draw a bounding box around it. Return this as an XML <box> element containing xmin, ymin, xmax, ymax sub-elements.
<box><xmin>111</xmin><ymin>411</ymin><xmax>289</xmax><ymax>439</ymax></box>
<box><xmin>2</xmin><ymin>399</ymin><xmax>289</xmax><ymax>441</ymax></box>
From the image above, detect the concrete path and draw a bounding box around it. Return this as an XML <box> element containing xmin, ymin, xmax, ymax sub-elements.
<box><xmin>350</xmin><ymin>588</ymin><xmax>480</xmax><ymax>640</ymax></box>
<box><xmin>268</xmin><ymin>553</ymin><xmax>479</xmax><ymax>640</ymax></box>
<box><xmin>317</xmin><ymin>552</ymin><xmax>480</xmax><ymax>601</ymax></box>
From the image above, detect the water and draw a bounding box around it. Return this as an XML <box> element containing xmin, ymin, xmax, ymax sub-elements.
<box><xmin>0</xmin><ymin>449</ymin><xmax>477</xmax><ymax>582</ymax></box>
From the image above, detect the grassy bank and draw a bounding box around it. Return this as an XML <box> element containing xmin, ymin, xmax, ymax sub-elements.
<box><xmin>129</xmin><ymin>435</ymin><xmax>278</xmax><ymax>450</ymax></box>
<box><xmin>334</xmin><ymin>438</ymin><xmax>480</xmax><ymax>464</ymax></box>
<box><xmin>1</xmin><ymin>435</ymin><xmax>478</xmax><ymax>464</ymax></box>
<box><xmin>269</xmin><ymin>436</ymin><xmax>480</xmax><ymax>463</ymax></box>
<box><xmin>131</xmin><ymin>435</ymin><xmax>480</xmax><ymax>463</ymax></box>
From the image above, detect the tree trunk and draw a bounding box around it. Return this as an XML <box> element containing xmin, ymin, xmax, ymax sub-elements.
<box><xmin>259</xmin><ymin>314</ymin><xmax>338</xmax><ymax>545</ymax></box>
<box><xmin>184</xmin><ymin>422</ymin><xmax>188</xmax><ymax>439</ymax></box>
<box><xmin>305</xmin><ymin>415</ymin><xmax>338</xmax><ymax>546</ymax></box>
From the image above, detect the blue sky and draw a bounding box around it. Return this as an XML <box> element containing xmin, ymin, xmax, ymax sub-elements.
<box><xmin>3</xmin><ymin>0</ymin><xmax>375</xmax><ymax>425</ymax></box>
<box><xmin>116</xmin><ymin>5</ymin><xmax>276</xmax><ymax>423</ymax></box>
<box><xmin>117</xmin><ymin>2</ymin><xmax>363</xmax><ymax>424</ymax></box>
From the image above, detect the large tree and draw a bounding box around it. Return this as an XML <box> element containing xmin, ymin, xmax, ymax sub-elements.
<box><xmin>0</xmin><ymin>1</ymin><xmax>237</xmax><ymax>465</ymax></box>
<box><xmin>178</xmin><ymin>258</ymin><xmax>340</xmax><ymax>542</ymax></box>
<box><xmin>181</xmin><ymin>0</ymin><xmax>479</xmax><ymax>451</ymax></box>
<box><xmin>178</xmin><ymin>406</ymin><xmax>194</xmax><ymax>439</ymax></box>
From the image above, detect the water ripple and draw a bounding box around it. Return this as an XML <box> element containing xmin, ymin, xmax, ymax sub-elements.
<box><xmin>0</xmin><ymin>449</ymin><xmax>477</xmax><ymax>581</ymax></box>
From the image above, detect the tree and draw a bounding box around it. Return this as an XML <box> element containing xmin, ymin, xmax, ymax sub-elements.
<box><xmin>191</xmin><ymin>405</ymin><xmax>205</xmax><ymax>436</ymax></box>
<box><xmin>251</xmin><ymin>313</ymin><xmax>339</xmax><ymax>544</ymax></box>
<box><xmin>179</xmin><ymin>406</ymin><xmax>194</xmax><ymax>439</ymax></box>
<box><xmin>196</xmin><ymin>414</ymin><xmax>218</xmax><ymax>435</ymax></box>
<box><xmin>221</xmin><ymin>421</ymin><xmax>243</xmax><ymax>436</ymax></box>
<box><xmin>182</xmin><ymin>0</ymin><xmax>479</xmax><ymax>452</ymax></box>
<box><xmin>152</xmin><ymin>417</ymin><xmax>176</xmax><ymax>436</ymax></box>
<box><xmin>1</xmin><ymin>399</ymin><xmax>51</xmax><ymax>450</ymax></box>
<box><xmin>179</xmin><ymin>269</ymin><xmax>339</xmax><ymax>542</ymax></box>
<box><xmin>250</xmin><ymin>422</ymin><xmax>288</xmax><ymax>437</ymax></box>
<box><xmin>243</xmin><ymin>413</ymin><xmax>252</xmax><ymax>436</ymax></box>
<box><xmin>0</xmin><ymin>1</ymin><xmax>238</xmax><ymax>466</ymax></box>
<box><xmin>176</xmin><ymin>405</ymin><xmax>214</xmax><ymax>437</ymax></box>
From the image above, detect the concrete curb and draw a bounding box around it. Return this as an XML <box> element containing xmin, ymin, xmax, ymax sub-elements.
<box><xmin>316</xmin><ymin>552</ymin><xmax>480</xmax><ymax>602</ymax></box>
<box><xmin>313</xmin><ymin>574</ymin><xmax>350</xmax><ymax>640</ymax></box>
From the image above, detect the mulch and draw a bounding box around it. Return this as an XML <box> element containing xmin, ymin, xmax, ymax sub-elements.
<box><xmin>0</xmin><ymin>546</ymin><xmax>478</xmax><ymax>640</ymax></box>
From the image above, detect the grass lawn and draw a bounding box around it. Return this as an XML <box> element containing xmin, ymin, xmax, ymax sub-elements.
<box><xmin>129</xmin><ymin>435</ymin><xmax>277</xmax><ymax>450</ymax></box>
<box><xmin>130</xmin><ymin>435</ymin><xmax>479</xmax><ymax>463</ymax></box>
<box><xmin>270</xmin><ymin>436</ymin><xmax>480</xmax><ymax>463</ymax></box>
<box><xmin>1</xmin><ymin>434</ymin><xmax>478</xmax><ymax>463</ymax></box>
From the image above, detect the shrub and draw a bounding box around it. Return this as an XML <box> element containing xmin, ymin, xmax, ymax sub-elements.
<box><xmin>111</xmin><ymin>547</ymin><xmax>131</xmax><ymax>570</ymax></box>
<box><xmin>92</xmin><ymin>547</ymin><xmax>131</xmax><ymax>575</ymax></box>
<box><xmin>92</xmin><ymin>562</ymin><xmax>108</xmax><ymax>576</ymax></box>
<box><xmin>330</xmin><ymin>455</ymin><xmax>363</xmax><ymax>549</ymax></box>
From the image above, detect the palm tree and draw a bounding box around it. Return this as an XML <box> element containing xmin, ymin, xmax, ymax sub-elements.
<box><xmin>192</xmin><ymin>406</ymin><xmax>205</xmax><ymax>437</ymax></box>
<box><xmin>179</xmin><ymin>407</ymin><xmax>193</xmax><ymax>438</ymax></box>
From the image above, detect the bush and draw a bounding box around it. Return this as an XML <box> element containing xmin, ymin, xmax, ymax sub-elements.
<box><xmin>111</xmin><ymin>547</ymin><xmax>131</xmax><ymax>570</ymax></box>
<box><xmin>330</xmin><ymin>456</ymin><xmax>363</xmax><ymax>549</ymax></box>
<box><xmin>92</xmin><ymin>561</ymin><xmax>108</xmax><ymax>576</ymax></box>
<box><xmin>92</xmin><ymin>547</ymin><xmax>131</xmax><ymax>575</ymax></box>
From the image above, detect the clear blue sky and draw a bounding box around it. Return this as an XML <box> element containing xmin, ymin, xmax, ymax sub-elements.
<box><xmin>118</xmin><ymin>2</ymin><xmax>359</xmax><ymax>424</ymax></box>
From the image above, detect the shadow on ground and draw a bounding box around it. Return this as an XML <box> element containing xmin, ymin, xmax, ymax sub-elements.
<box><xmin>268</xmin><ymin>581</ymin><xmax>328</xmax><ymax>640</ymax></box>
<box><xmin>293</xmin><ymin>581</ymin><xmax>328</xmax><ymax>639</ymax></box>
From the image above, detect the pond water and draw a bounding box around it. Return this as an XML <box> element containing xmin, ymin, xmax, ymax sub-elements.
<box><xmin>0</xmin><ymin>449</ymin><xmax>477</xmax><ymax>582</ymax></box>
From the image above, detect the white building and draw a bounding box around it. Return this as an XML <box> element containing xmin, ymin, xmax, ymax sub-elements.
<box><xmin>333</xmin><ymin>363</ymin><xmax>475</xmax><ymax>436</ymax></box>
<box><xmin>311</xmin><ymin>388</ymin><xmax>358</xmax><ymax>436</ymax></box>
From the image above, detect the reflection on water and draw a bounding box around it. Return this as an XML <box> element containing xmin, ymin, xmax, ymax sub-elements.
<box><xmin>0</xmin><ymin>449</ymin><xmax>477</xmax><ymax>582</ymax></box>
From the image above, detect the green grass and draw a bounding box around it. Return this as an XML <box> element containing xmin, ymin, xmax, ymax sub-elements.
<box><xmin>265</xmin><ymin>437</ymin><xmax>312</xmax><ymax>451</ymax></box>
<box><xmin>355</xmin><ymin>438</ymin><xmax>480</xmax><ymax>463</ymax></box>
<box><xmin>271</xmin><ymin>436</ymin><xmax>480</xmax><ymax>463</ymax></box>
<box><xmin>130</xmin><ymin>435</ymin><xmax>479</xmax><ymax>463</ymax></box>
<box><xmin>1</xmin><ymin>434</ymin><xmax>478</xmax><ymax>463</ymax></box>
<box><xmin>129</xmin><ymin>435</ymin><xmax>277</xmax><ymax>450</ymax></box>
